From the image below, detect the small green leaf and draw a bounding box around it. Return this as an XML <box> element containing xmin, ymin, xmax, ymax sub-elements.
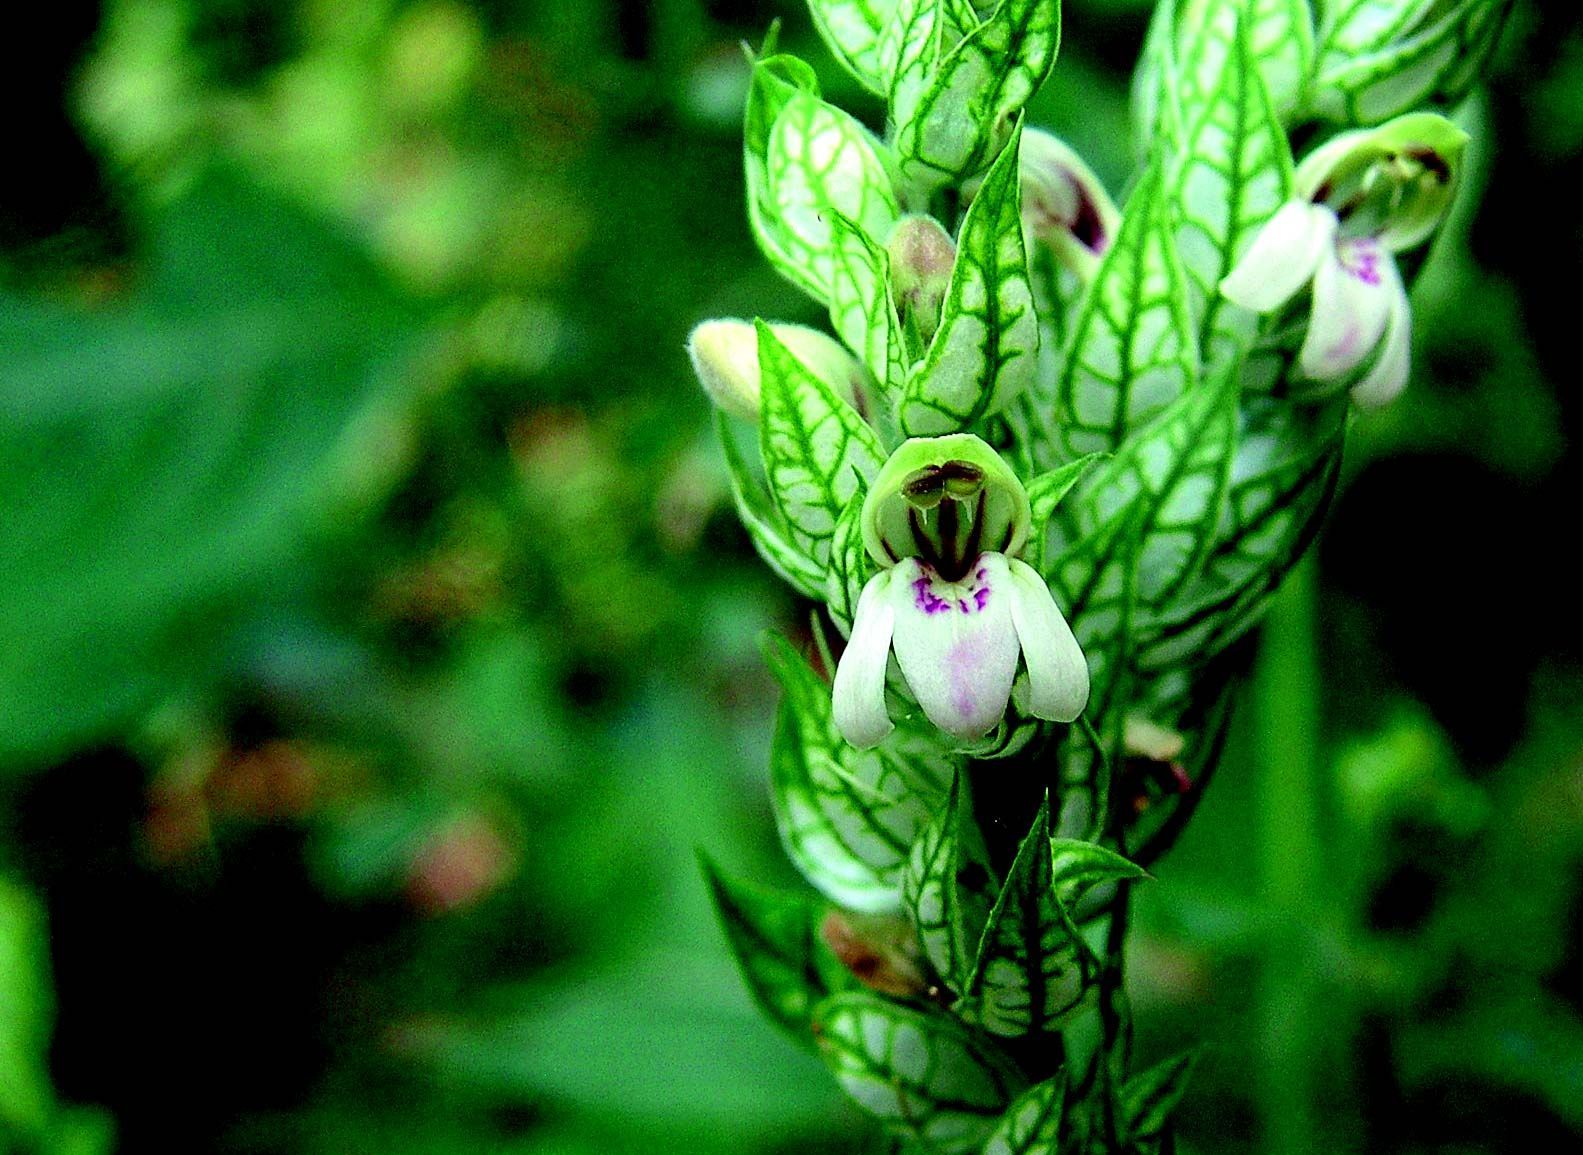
<box><xmin>825</xmin><ymin>484</ymin><xmax>872</xmax><ymax>636</ymax></box>
<box><xmin>962</xmin><ymin>798</ymin><xmax>1095</xmax><ymax>1037</ymax></box>
<box><xmin>1058</xmin><ymin>160</ymin><xmax>1199</xmax><ymax>460</ymax></box>
<box><xmin>1048</xmin><ymin>838</ymin><xmax>1148</xmax><ymax>906</ymax></box>
<box><xmin>767</xmin><ymin>636</ymin><xmax>956</xmax><ymax>912</ymax></box>
<box><xmin>899</xmin><ymin>125</ymin><xmax>1039</xmax><ymax>436</ymax></box>
<box><xmin>1171</xmin><ymin>9</ymin><xmax>1295</xmax><ymax>375</ymax></box>
<box><xmin>814</xmin><ymin>992</ymin><xmax>1023</xmax><ymax>1152</ymax></box>
<box><xmin>892</xmin><ymin>0</ymin><xmax>1062</xmax><ymax>193</ymax></box>
<box><xmin>1028</xmin><ymin>453</ymin><xmax>1108</xmax><ymax>532</ymax></box>
<box><xmin>809</xmin><ymin>0</ymin><xmax>899</xmax><ymax>93</ymax></box>
<box><xmin>715</xmin><ymin>411</ymin><xmax>826</xmax><ymax>600</ymax></box>
<box><xmin>702</xmin><ymin>857</ymin><xmax>847</xmax><ymax>1046</ymax></box>
<box><xmin>1134</xmin><ymin>396</ymin><xmax>1344</xmax><ymax>673</ymax></box>
<box><xmin>1175</xmin><ymin>0</ymin><xmax>1315</xmax><ymax>119</ymax></box>
<box><xmin>982</xmin><ymin>1072</ymin><xmax>1067</xmax><ymax>1155</ymax></box>
<box><xmin>828</xmin><ymin>213</ymin><xmax>906</xmax><ymax>399</ymax></box>
<box><xmin>1119</xmin><ymin>1051</ymin><xmax>1198</xmax><ymax>1145</ymax></box>
<box><xmin>902</xmin><ymin>770</ymin><xmax>999</xmax><ymax>991</ymax></box>
<box><xmin>1050</xmin><ymin>374</ymin><xmax>1238</xmax><ymax>713</ymax></box>
<box><xmin>758</xmin><ymin>321</ymin><xmax>887</xmax><ymax>568</ymax></box>
<box><xmin>1002</xmin><ymin>241</ymin><xmax>1083</xmax><ymax>474</ymax></box>
<box><xmin>1131</xmin><ymin>0</ymin><xmax>1189</xmax><ymax>161</ymax></box>
<box><xmin>1248</xmin><ymin>0</ymin><xmax>1317</xmax><ymax>117</ymax></box>
<box><xmin>1310</xmin><ymin>0</ymin><xmax>1513</xmax><ymax>125</ymax></box>
<box><xmin>745</xmin><ymin>56</ymin><xmax>901</xmax><ymax>304</ymax></box>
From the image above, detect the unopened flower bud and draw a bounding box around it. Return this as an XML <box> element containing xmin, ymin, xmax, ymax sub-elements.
<box><xmin>820</xmin><ymin>909</ymin><xmax>932</xmax><ymax>998</ymax></box>
<box><xmin>886</xmin><ymin>215</ymin><xmax>957</xmax><ymax>348</ymax></box>
<box><xmin>687</xmin><ymin>318</ymin><xmax>865</xmax><ymax>420</ymax></box>
<box><xmin>1018</xmin><ymin>128</ymin><xmax>1120</xmax><ymax>278</ymax></box>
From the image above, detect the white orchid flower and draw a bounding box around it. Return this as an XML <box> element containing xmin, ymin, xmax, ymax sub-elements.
<box><xmin>1220</xmin><ymin>112</ymin><xmax>1469</xmax><ymax>409</ymax></box>
<box><xmin>831</xmin><ymin>434</ymin><xmax>1089</xmax><ymax>749</ymax></box>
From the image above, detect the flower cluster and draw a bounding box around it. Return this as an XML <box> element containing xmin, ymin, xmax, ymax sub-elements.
<box><xmin>1223</xmin><ymin>113</ymin><xmax>1469</xmax><ymax>407</ymax></box>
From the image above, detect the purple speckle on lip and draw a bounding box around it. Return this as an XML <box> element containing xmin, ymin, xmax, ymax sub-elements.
<box><xmin>911</xmin><ymin>562</ymin><xmax>993</xmax><ymax>616</ymax></box>
<box><xmin>1343</xmin><ymin>241</ymin><xmax>1382</xmax><ymax>286</ymax></box>
<box><xmin>913</xmin><ymin>576</ymin><xmax>952</xmax><ymax>615</ymax></box>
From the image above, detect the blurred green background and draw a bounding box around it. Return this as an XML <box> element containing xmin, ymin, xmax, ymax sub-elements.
<box><xmin>1</xmin><ymin>1</ymin><xmax>1579</xmax><ymax>1152</ymax></box>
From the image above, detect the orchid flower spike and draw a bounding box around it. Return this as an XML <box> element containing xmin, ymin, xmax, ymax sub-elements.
<box><xmin>831</xmin><ymin>435</ymin><xmax>1089</xmax><ymax>749</ymax></box>
<box><xmin>1220</xmin><ymin>112</ymin><xmax>1469</xmax><ymax>409</ymax></box>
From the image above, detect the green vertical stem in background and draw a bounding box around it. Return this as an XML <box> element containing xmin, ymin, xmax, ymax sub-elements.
<box><xmin>1253</xmin><ymin>554</ymin><xmax>1325</xmax><ymax>1155</ymax></box>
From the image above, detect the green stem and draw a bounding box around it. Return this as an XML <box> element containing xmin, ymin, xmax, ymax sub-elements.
<box><xmin>1253</xmin><ymin>556</ymin><xmax>1325</xmax><ymax>1155</ymax></box>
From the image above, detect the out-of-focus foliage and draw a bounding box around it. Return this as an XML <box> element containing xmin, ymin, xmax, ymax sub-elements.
<box><xmin>0</xmin><ymin>1</ymin><xmax>1578</xmax><ymax>1153</ymax></box>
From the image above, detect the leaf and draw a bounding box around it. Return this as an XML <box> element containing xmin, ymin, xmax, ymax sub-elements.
<box><xmin>701</xmin><ymin>856</ymin><xmax>847</xmax><ymax>1046</ymax></box>
<box><xmin>1028</xmin><ymin>454</ymin><xmax>1109</xmax><ymax>532</ymax></box>
<box><xmin>982</xmin><ymin>1072</ymin><xmax>1067</xmax><ymax>1155</ymax></box>
<box><xmin>1133</xmin><ymin>396</ymin><xmax>1344</xmax><ymax>673</ymax></box>
<box><xmin>1171</xmin><ymin>9</ymin><xmax>1295</xmax><ymax>376</ymax></box>
<box><xmin>809</xmin><ymin>0</ymin><xmax>899</xmax><ymax>93</ymax></box>
<box><xmin>715</xmin><ymin>412</ymin><xmax>826</xmax><ymax>601</ymax></box>
<box><xmin>1057</xmin><ymin>160</ymin><xmax>1199</xmax><ymax>460</ymax></box>
<box><xmin>899</xmin><ymin>124</ymin><xmax>1039</xmax><ymax>435</ymax></box>
<box><xmin>757</xmin><ymin>321</ymin><xmax>887</xmax><ymax>568</ymax></box>
<box><xmin>892</xmin><ymin>0</ymin><xmax>1062</xmax><ymax>193</ymax></box>
<box><xmin>901</xmin><ymin>770</ymin><xmax>999</xmax><ymax>991</ymax></box>
<box><xmin>814</xmin><ymin>992</ymin><xmax>1023</xmax><ymax>1152</ymax></box>
<box><xmin>1130</xmin><ymin>0</ymin><xmax>1189</xmax><ymax>161</ymax></box>
<box><xmin>766</xmin><ymin>636</ymin><xmax>956</xmax><ymax>912</ymax></box>
<box><xmin>825</xmin><ymin>484</ymin><xmax>872</xmax><ymax>637</ymax></box>
<box><xmin>828</xmin><ymin>213</ymin><xmax>906</xmax><ymax>399</ymax></box>
<box><xmin>1049</xmin><ymin>375</ymin><xmax>1238</xmax><ymax>713</ymax></box>
<box><xmin>745</xmin><ymin>56</ymin><xmax>901</xmax><ymax>304</ymax></box>
<box><xmin>0</xmin><ymin>172</ymin><xmax>422</xmax><ymax>770</ymax></box>
<box><xmin>1118</xmin><ymin>1051</ymin><xmax>1198</xmax><ymax>1145</ymax></box>
<box><xmin>962</xmin><ymin>798</ymin><xmax>1094</xmax><ymax>1037</ymax></box>
<box><xmin>1310</xmin><ymin>0</ymin><xmax>1513</xmax><ymax>125</ymax></box>
<box><xmin>1048</xmin><ymin>839</ymin><xmax>1148</xmax><ymax>906</ymax></box>
<box><xmin>1248</xmin><ymin>0</ymin><xmax>1317</xmax><ymax>117</ymax></box>
<box><xmin>1001</xmin><ymin>243</ymin><xmax>1082</xmax><ymax>475</ymax></box>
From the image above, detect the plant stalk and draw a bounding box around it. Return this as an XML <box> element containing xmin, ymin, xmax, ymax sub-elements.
<box><xmin>1253</xmin><ymin>555</ymin><xmax>1325</xmax><ymax>1155</ymax></box>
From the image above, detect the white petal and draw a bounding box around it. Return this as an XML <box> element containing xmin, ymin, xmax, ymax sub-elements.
<box><xmin>1350</xmin><ymin>261</ymin><xmax>1412</xmax><ymax>409</ymax></box>
<box><xmin>1299</xmin><ymin>236</ymin><xmax>1394</xmax><ymax>382</ymax></box>
<box><xmin>886</xmin><ymin>555</ymin><xmax>1020</xmax><ymax>742</ymax></box>
<box><xmin>1220</xmin><ymin>201</ymin><xmax>1335</xmax><ymax>313</ymax></box>
<box><xmin>1005</xmin><ymin>558</ymin><xmax>1090</xmax><ymax>723</ymax></box>
<box><xmin>832</xmin><ymin>570</ymin><xmax>898</xmax><ymax>749</ymax></box>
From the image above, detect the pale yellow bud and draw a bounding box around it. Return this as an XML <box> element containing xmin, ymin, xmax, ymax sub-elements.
<box><xmin>687</xmin><ymin>319</ymin><xmax>865</xmax><ymax>420</ymax></box>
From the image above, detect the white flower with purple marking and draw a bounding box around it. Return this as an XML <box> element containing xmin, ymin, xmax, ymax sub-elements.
<box><xmin>832</xmin><ymin>434</ymin><xmax>1089</xmax><ymax>749</ymax></box>
<box><xmin>1220</xmin><ymin>112</ymin><xmax>1468</xmax><ymax>409</ymax></box>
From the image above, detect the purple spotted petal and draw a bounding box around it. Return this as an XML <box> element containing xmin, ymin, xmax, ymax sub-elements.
<box><xmin>1300</xmin><ymin>236</ymin><xmax>1394</xmax><ymax>382</ymax></box>
<box><xmin>885</xmin><ymin>555</ymin><xmax>1020</xmax><ymax>742</ymax></box>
